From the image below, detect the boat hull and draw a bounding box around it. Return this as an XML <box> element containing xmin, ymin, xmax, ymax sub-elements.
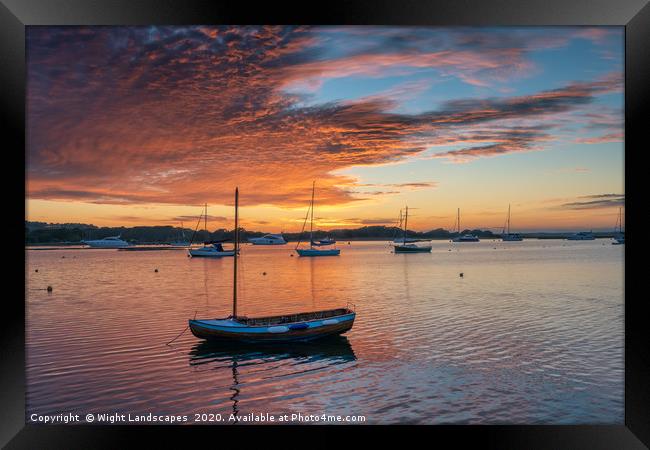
<box><xmin>452</xmin><ymin>237</ymin><xmax>480</xmax><ymax>242</ymax></box>
<box><xmin>501</xmin><ymin>235</ymin><xmax>523</xmax><ymax>242</ymax></box>
<box><xmin>296</xmin><ymin>248</ymin><xmax>340</xmax><ymax>256</ymax></box>
<box><xmin>189</xmin><ymin>313</ymin><xmax>355</xmax><ymax>342</ymax></box>
<box><xmin>393</xmin><ymin>238</ymin><xmax>418</xmax><ymax>244</ymax></box>
<box><xmin>394</xmin><ymin>245</ymin><xmax>432</xmax><ymax>253</ymax></box>
<box><xmin>83</xmin><ymin>241</ymin><xmax>130</xmax><ymax>248</ymax></box>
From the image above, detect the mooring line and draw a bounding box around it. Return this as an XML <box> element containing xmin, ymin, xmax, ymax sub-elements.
<box><xmin>166</xmin><ymin>311</ymin><xmax>197</xmax><ymax>346</ymax></box>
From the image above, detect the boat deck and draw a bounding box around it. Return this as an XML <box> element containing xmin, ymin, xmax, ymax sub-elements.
<box><xmin>237</xmin><ymin>308</ymin><xmax>352</xmax><ymax>326</ymax></box>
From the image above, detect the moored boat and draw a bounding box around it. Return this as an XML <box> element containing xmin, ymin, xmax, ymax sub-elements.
<box><xmin>394</xmin><ymin>243</ymin><xmax>432</xmax><ymax>253</ymax></box>
<box><xmin>295</xmin><ymin>181</ymin><xmax>341</xmax><ymax>257</ymax></box>
<box><xmin>567</xmin><ymin>231</ymin><xmax>595</xmax><ymax>241</ymax></box>
<box><xmin>169</xmin><ymin>221</ymin><xmax>191</xmax><ymax>247</ymax></box>
<box><xmin>248</xmin><ymin>234</ymin><xmax>287</xmax><ymax>245</ymax></box>
<box><xmin>189</xmin><ymin>308</ymin><xmax>356</xmax><ymax>342</ymax></box>
<box><xmin>501</xmin><ymin>204</ymin><xmax>523</xmax><ymax>241</ymax></box>
<box><xmin>611</xmin><ymin>207</ymin><xmax>625</xmax><ymax>245</ymax></box>
<box><xmin>189</xmin><ymin>188</ymin><xmax>355</xmax><ymax>343</ymax></box>
<box><xmin>393</xmin><ymin>206</ymin><xmax>432</xmax><ymax>253</ymax></box>
<box><xmin>82</xmin><ymin>236</ymin><xmax>130</xmax><ymax>248</ymax></box>
<box><xmin>188</xmin><ymin>240</ymin><xmax>236</xmax><ymax>257</ymax></box>
<box><xmin>188</xmin><ymin>204</ymin><xmax>237</xmax><ymax>257</ymax></box>
<box><xmin>451</xmin><ymin>208</ymin><xmax>480</xmax><ymax>242</ymax></box>
<box><xmin>296</xmin><ymin>248</ymin><xmax>341</xmax><ymax>256</ymax></box>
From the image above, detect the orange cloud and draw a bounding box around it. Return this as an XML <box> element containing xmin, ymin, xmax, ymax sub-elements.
<box><xmin>26</xmin><ymin>27</ymin><xmax>623</xmax><ymax>210</ymax></box>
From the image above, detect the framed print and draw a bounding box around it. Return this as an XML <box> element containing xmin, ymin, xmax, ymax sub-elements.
<box><xmin>2</xmin><ymin>0</ymin><xmax>649</xmax><ymax>448</ymax></box>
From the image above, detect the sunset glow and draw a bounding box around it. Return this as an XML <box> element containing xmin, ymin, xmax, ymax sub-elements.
<box><xmin>26</xmin><ymin>26</ymin><xmax>624</xmax><ymax>231</ymax></box>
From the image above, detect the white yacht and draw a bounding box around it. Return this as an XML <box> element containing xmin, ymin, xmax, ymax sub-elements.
<box><xmin>566</xmin><ymin>231</ymin><xmax>596</xmax><ymax>241</ymax></box>
<box><xmin>248</xmin><ymin>234</ymin><xmax>287</xmax><ymax>245</ymax></box>
<box><xmin>82</xmin><ymin>236</ymin><xmax>130</xmax><ymax>248</ymax></box>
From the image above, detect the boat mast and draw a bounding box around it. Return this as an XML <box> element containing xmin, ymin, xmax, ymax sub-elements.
<box><xmin>403</xmin><ymin>206</ymin><xmax>409</xmax><ymax>242</ymax></box>
<box><xmin>507</xmin><ymin>204</ymin><xmax>511</xmax><ymax>234</ymax></box>
<box><xmin>204</xmin><ymin>203</ymin><xmax>207</xmax><ymax>234</ymax></box>
<box><xmin>309</xmin><ymin>181</ymin><xmax>315</xmax><ymax>249</ymax></box>
<box><xmin>233</xmin><ymin>188</ymin><xmax>239</xmax><ymax>318</ymax></box>
<box><xmin>457</xmin><ymin>208</ymin><xmax>460</xmax><ymax>235</ymax></box>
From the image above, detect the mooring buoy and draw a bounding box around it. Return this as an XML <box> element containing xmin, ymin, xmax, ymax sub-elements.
<box><xmin>459</xmin><ymin>273</ymin><xmax>464</xmax><ymax>278</ymax></box>
<box><xmin>262</xmin><ymin>272</ymin><xmax>267</xmax><ymax>276</ymax></box>
<box><xmin>47</xmin><ymin>285</ymin><xmax>53</xmax><ymax>292</ymax></box>
<box><xmin>154</xmin><ymin>269</ymin><xmax>159</xmax><ymax>273</ymax></box>
<box><xmin>35</xmin><ymin>269</ymin><xmax>38</xmax><ymax>272</ymax></box>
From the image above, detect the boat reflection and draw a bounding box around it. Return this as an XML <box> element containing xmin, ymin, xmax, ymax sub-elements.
<box><xmin>188</xmin><ymin>337</ymin><xmax>356</xmax><ymax>420</ymax></box>
<box><xmin>189</xmin><ymin>336</ymin><xmax>357</xmax><ymax>366</ymax></box>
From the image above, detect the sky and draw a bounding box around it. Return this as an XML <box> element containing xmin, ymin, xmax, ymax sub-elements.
<box><xmin>26</xmin><ymin>26</ymin><xmax>624</xmax><ymax>232</ymax></box>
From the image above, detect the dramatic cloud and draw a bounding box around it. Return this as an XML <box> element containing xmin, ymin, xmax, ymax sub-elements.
<box><xmin>26</xmin><ymin>26</ymin><xmax>623</xmax><ymax>209</ymax></box>
<box><xmin>575</xmin><ymin>132</ymin><xmax>624</xmax><ymax>144</ymax></box>
<box><xmin>560</xmin><ymin>194</ymin><xmax>625</xmax><ymax>210</ymax></box>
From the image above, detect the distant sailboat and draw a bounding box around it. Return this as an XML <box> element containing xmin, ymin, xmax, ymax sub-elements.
<box><xmin>501</xmin><ymin>204</ymin><xmax>523</xmax><ymax>241</ymax></box>
<box><xmin>295</xmin><ymin>181</ymin><xmax>340</xmax><ymax>256</ymax></box>
<box><xmin>189</xmin><ymin>188</ymin><xmax>356</xmax><ymax>342</ymax></box>
<box><xmin>393</xmin><ymin>206</ymin><xmax>432</xmax><ymax>253</ymax></box>
<box><xmin>188</xmin><ymin>204</ymin><xmax>237</xmax><ymax>257</ymax></box>
<box><xmin>170</xmin><ymin>221</ymin><xmax>191</xmax><ymax>247</ymax></box>
<box><xmin>612</xmin><ymin>207</ymin><xmax>625</xmax><ymax>245</ymax></box>
<box><xmin>392</xmin><ymin>210</ymin><xmax>417</xmax><ymax>244</ymax></box>
<box><xmin>451</xmin><ymin>208</ymin><xmax>480</xmax><ymax>242</ymax></box>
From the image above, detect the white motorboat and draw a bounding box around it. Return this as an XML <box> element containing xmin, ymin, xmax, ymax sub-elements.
<box><xmin>248</xmin><ymin>234</ymin><xmax>287</xmax><ymax>245</ymax></box>
<box><xmin>82</xmin><ymin>236</ymin><xmax>130</xmax><ymax>248</ymax></box>
<box><xmin>315</xmin><ymin>237</ymin><xmax>337</xmax><ymax>246</ymax></box>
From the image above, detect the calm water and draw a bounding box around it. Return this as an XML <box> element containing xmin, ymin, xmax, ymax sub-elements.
<box><xmin>26</xmin><ymin>240</ymin><xmax>624</xmax><ymax>424</ymax></box>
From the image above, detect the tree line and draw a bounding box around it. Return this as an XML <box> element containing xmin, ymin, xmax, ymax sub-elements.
<box><xmin>25</xmin><ymin>221</ymin><xmax>498</xmax><ymax>244</ymax></box>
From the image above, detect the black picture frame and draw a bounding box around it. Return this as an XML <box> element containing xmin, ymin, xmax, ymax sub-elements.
<box><xmin>3</xmin><ymin>0</ymin><xmax>648</xmax><ymax>448</ymax></box>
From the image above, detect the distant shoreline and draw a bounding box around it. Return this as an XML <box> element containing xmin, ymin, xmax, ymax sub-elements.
<box><xmin>25</xmin><ymin>235</ymin><xmax>622</xmax><ymax>247</ymax></box>
<box><xmin>25</xmin><ymin>220</ymin><xmax>623</xmax><ymax>245</ymax></box>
